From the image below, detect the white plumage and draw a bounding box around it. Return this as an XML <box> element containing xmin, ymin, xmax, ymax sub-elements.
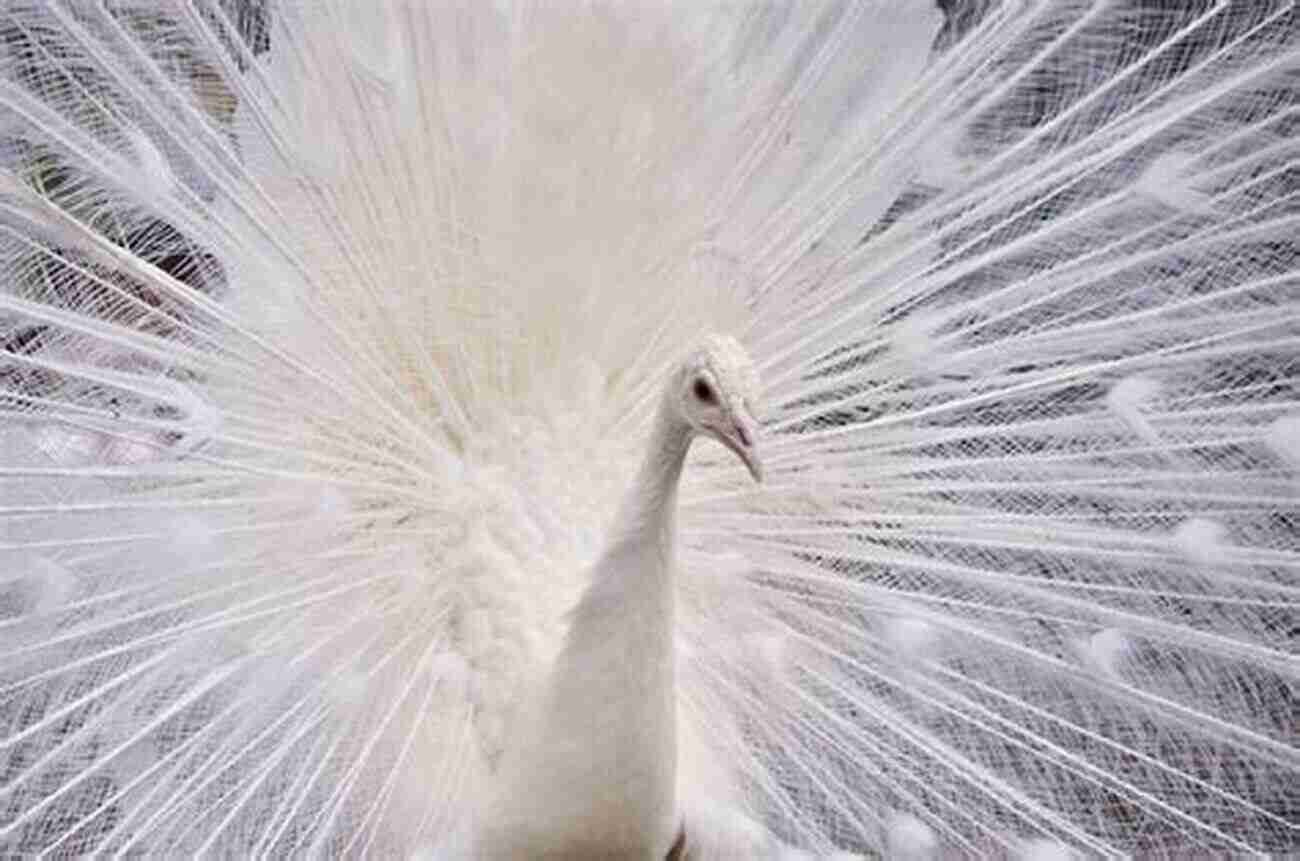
<box><xmin>478</xmin><ymin>337</ymin><xmax>762</xmax><ymax>858</ymax></box>
<box><xmin>0</xmin><ymin>1</ymin><xmax>1296</xmax><ymax>857</ymax></box>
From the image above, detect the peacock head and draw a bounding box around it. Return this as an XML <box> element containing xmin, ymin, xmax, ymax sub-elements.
<box><xmin>678</xmin><ymin>334</ymin><xmax>763</xmax><ymax>483</ymax></box>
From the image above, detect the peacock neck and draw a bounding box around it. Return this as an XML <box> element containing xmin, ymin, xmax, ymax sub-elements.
<box><xmin>616</xmin><ymin>396</ymin><xmax>693</xmax><ymax>549</ymax></box>
<box><xmin>481</xmin><ymin>395</ymin><xmax>691</xmax><ymax>858</ymax></box>
<box><xmin>552</xmin><ymin>393</ymin><xmax>690</xmax><ymax>854</ymax></box>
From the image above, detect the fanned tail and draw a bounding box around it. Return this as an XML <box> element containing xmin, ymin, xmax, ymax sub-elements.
<box><xmin>1</xmin><ymin>1</ymin><xmax>1296</xmax><ymax>856</ymax></box>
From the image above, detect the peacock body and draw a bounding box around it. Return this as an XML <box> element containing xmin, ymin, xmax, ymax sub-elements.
<box><xmin>0</xmin><ymin>0</ymin><xmax>1297</xmax><ymax>857</ymax></box>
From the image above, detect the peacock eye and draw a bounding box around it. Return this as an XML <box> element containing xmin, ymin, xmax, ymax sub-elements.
<box><xmin>693</xmin><ymin>378</ymin><xmax>717</xmax><ymax>404</ymax></box>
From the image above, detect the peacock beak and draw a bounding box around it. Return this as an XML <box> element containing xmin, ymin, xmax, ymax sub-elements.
<box><xmin>740</xmin><ymin>443</ymin><xmax>764</xmax><ymax>484</ymax></box>
<box><xmin>724</xmin><ymin>412</ymin><xmax>763</xmax><ymax>484</ymax></box>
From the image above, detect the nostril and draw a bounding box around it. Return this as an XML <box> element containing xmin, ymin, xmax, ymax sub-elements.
<box><xmin>736</xmin><ymin>424</ymin><xmax>753</xmax><ymax>448</ymax></box>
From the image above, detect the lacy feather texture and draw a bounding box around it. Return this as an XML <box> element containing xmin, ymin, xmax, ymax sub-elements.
<box><xmin>0</xmin><ymin>1</ymin><xmax>1297</xmax><ymax>857</ymax></box>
